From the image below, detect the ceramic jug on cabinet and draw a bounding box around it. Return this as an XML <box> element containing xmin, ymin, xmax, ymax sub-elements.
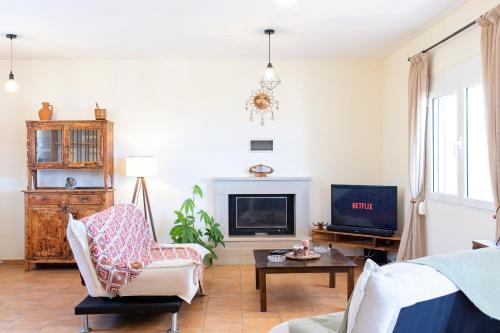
<box><xmin>38</xmin><ymin>102</ymin><xmax>53</xmax><ymax>120</ymax></box>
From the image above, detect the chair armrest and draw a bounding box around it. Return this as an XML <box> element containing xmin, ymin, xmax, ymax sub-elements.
<box><xmin>160</xmin><ymin>243</ymin><xmax>210</xmax><ymax>258</ymax></box>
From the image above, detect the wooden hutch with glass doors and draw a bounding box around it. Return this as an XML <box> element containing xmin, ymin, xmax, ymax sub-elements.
<box><xmin>23</xmin><ymin>120</ymin><xmax>114</xmax><ymax>271</ymax></box>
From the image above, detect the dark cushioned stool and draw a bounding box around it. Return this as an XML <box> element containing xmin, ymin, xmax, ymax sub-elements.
<box><xmin>75</xmin><ymin>295</ymin><xmax>182</xmax><ymax>333</ymax></box>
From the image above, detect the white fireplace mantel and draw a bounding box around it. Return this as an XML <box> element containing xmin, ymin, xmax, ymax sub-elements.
<box><xmin>212</xmin><ymin>177</ymin><xmax>311</xmax><ymax>242</ymax></box>
<box><xmin>212</xmin><ymin>177</ymin><xmax>312</xmax><ymax>182</ymax></box>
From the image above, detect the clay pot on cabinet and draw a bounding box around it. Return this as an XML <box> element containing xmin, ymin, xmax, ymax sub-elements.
<box><xmin>38</xmin><ymin>102</ymin><xmax>54</xmax><ymax>120</ymax></box>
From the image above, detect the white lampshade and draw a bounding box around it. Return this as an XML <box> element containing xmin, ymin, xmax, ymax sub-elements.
<box><xmin>126</xmin><ymin>156</ymin><xmax>157</xmax><ymax>177</ymax></box>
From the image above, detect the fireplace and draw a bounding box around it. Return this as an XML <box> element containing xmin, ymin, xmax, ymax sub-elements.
<box><xmin>228</xmin><ymin>194</ymin><xmax>295</xmax><ymax>236</ymax></box>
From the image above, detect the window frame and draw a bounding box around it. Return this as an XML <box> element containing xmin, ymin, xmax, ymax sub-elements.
<box><xmin>428</xmin><ymin>89</ymin><xmax>461</xmax><ymax>205</ymax></box>
<box><xmin>462</xmin><ymin>83</ymin><xmax>493</xmax><ymax>210</ymax></box>
<box><xmin>427</xmin><ymin>57</ymin><xmax>493</xmax><ymax>211</ymax></box>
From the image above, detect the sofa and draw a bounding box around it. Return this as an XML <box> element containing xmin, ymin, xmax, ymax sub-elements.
<box><xmin>269</xmin><ymin>255</ymin><xmax>500</xmax><ymax>333</ymax></box>
<box><xmin>67</xmin><ymin>204</ymin><xmax>209</xmax><ymax>302</ymax></box>
<box><xmin>67</xmin><ymin>204</ymin><xmax>210</xmax><ymax>333</ymax></box>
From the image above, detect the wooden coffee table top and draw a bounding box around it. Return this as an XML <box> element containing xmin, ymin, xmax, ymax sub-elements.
<box><xmin>253</xmin><ymin>249</ymin><xmax>357</xmax><ymax>269</ymax></box>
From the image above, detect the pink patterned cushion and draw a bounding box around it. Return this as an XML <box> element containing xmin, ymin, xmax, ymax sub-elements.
<box><xmin>81</xmin><ymin>203</ymin><xmax>204</xmax><ymax>295</ymax></box>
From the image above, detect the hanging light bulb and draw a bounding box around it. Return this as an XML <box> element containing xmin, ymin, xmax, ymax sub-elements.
<box><xmin>260</xmin><ymin>29</ymin><xmax>281</xmax><ymax>90</ymax></box>
<box><xmin>5</xmin><ymin>72</ymin><xmax>18</xmax><ymax>93</ymax></box>
<box><xmin>5</xmin><ymin>34</ymin><xmax>18</xmax><ymax>94</ymax></box>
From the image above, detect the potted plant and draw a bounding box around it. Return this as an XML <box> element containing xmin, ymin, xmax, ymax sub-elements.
<box><xmin>169</xmin><ymin>185</ymin><xmax>225</xmax><ymax>265</ymax></box>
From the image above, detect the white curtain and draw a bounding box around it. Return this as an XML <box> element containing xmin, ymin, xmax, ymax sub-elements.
<box><xmin>478</xmin><ymin>5</ymin><xmax>500</xmax><ymax>239</ymax></box>
<box><xmin>397</xmin><ymin>53</ymin><xmax>430</xmax><ymax>261</ymax></box>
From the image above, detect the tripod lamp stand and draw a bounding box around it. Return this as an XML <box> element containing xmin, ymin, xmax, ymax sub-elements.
<box><xmin>126</xmin><ymin>156</ymin><xmax>158</xmax><ymax>241</ymax></box>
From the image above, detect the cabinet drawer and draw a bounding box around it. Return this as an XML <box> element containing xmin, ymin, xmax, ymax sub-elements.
<box><xmin>67</xmin><ymin>205</ymin><xmax>103</xmax><ymax>220</ymax></box>
<box><xmin>66</xmin><ymin>194</ymin><xmax>103</xmax><ymax>205</ymax></box>
<box><xmin>28</xmin><ymin>194</ymin><xmax>62</xmax><ymax>205</ymax></box>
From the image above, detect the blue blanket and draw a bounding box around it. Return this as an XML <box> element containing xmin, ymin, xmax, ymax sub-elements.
<box><xmin>412</xmin><ymin>248</ymin><xmax>500</xmax><ymax>320</ymax></box>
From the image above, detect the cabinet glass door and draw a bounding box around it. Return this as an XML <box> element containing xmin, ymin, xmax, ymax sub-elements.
<box><xmin>35</xmin><ymin>129</ymin><xmax>63</xmax><ymax>163</ymax></box>
<box><xmin>69</xmin><ymin>128</ymin><xmax>101</xmax><ymax>165</ymax></box>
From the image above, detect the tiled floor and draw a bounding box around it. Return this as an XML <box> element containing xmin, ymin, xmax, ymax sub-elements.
<box><xmin>0</xmin><ymin>263</ymin><xmax>360</xmax><ymax>333</ymax></box>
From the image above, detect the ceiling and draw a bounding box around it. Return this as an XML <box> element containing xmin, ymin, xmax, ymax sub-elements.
<box><xmin>0</xmin><ymin>0</ymin><xmax>466</xmax><ymax>60</ymax></box>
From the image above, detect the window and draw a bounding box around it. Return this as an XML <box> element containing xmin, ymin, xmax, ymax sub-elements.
<box><xmin>465</xmin><ymin>84</ymin><xmax>492</xmax><ymax>202</ymax></box>
<box><xmin>431</xmin><ymin>93</ymin><xmax>458</xmax><ymax>196</ymax></box>
<box><xmin>428</xmin><ymin>57</ymin><xmax>492</xmax><ymax>209</ymax></box>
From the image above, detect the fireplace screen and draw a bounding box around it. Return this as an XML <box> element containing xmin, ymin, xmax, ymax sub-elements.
<box><xmin>228</xmin><ymin>194</ymin><xmax>295</xmax><ymax>236</ymax></box>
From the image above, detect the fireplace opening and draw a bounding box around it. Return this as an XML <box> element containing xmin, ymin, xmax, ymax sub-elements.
<box><xmin>228</xmin><ymin>194</ymin><xmax>295</xmax><ymax>236</ymax></box>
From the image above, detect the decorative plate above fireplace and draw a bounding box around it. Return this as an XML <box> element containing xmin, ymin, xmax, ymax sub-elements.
<box><xmin>249</xmin><ymin>164</ymin><xmax>273</xmax><ymax>177</ymax></box>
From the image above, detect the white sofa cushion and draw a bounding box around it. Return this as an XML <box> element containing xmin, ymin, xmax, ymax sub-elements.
<box><xmin>269</xmin><ymin>260</ymin><xmax>461</xmax><ymax>333</ymax></box>
<box><xmin>347</xmin><ymin>259</ymin><xmax>379</xmax><ymax>332</ymax></box>
<box><xmin>119</xmin><ymin>243</ymin><xmax>210</xmax><ymax>302</ymax></box>
<box><xmin>351</xmin><ymin>262</ymin><xmax>459</xmax><ymax>333</ymax></box>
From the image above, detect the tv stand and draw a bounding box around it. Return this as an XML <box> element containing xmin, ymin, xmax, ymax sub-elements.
<box><xmin>312</xmin><ymin>229</ymin><xmax>401</xmax><ymax>253</ymax></box>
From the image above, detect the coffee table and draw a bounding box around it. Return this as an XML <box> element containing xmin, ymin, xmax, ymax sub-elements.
<box><xmin>253</xmin><ymin>249</ymin><xmax>357</xmax><ymax>312</ymax></box>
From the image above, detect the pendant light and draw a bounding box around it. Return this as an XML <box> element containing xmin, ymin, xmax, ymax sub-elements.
<box><xmin>260</xmin><ymin>29</ymin><xmax>281</xmax><ymax>90</ymax></box>
<box><xmin>5</xmin><ymin>34</ymin><xmax>18</xmax><ymax>94</ymax></box>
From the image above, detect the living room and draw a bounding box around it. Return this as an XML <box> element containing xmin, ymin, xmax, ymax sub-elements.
<box><xmin>1</xmin><ymin>0</ymin><xmax>499</xmax><ymax>332</ymax></box>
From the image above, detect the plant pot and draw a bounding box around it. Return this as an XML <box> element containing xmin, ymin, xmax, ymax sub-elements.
<box><xmin>38</xmin><ymin>102</ymin><xmax>53</xmax><ymax>120</ymax></box>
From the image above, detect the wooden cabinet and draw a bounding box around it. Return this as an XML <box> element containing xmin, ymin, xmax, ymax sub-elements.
<box><xmin>26</xmin><ymin>120</ymin><xmax>114</xmax><ymax>189</ymax></box>
<box><xmin>24</xmin><ymin>189</ymin><xmax>114</xmax><ymax>271</ymax></box>
<box><xmin>312</xmin><ymin>229</ymin><xmax>401</xmax><ymax>253</ymax></box>
<box><xmin>24</xmin><ymin>120</ymin><xmax>115</xmax><ymax>271</ymax></box>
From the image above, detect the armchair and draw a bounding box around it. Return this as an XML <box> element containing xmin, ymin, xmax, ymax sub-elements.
<box><xmin>67</xmin><ymin>203</ymin><xmax>209</xmax><ymax>332</ymax></box>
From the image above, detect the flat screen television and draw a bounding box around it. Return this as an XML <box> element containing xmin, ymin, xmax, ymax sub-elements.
<box><xmin>327</xmin><ymin>184</ymin><xmax>397</xmax><ymax>236</ymax></box>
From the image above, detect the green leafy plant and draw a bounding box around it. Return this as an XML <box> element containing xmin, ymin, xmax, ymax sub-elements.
<box><xmin>169</xmin><ymin>185</ymin><xmax>225</xmax><ymax>265</ymax></box>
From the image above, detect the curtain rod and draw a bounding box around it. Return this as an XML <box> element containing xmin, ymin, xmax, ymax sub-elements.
<box><xmin>407</xmin><ymin>20</ymin><xmax>477</xmax><ymax>61</ymax></box>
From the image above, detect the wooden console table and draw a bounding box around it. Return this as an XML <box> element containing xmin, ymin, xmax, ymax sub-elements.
<box><xmin>312</xmin><ymin>229</ymin><xmax>401</xmax><ymax>253</ymax></box>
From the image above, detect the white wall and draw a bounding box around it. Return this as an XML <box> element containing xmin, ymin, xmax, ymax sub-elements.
<box><xmin>0</xmin><ymin>59</ymin><xmax>383</xmax><ymax>260</ymax></box>
<box><xmin>2</xmin><ymin>1</ymin><xmax>495</xmax><ymax>261</ymax></box>
<box><xmin>382</xmin><ymin>0</ymin><xmax>498</xmax><ymax>255</ymax></box>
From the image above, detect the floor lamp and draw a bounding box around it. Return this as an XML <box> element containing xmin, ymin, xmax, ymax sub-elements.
<box><xmin>126</xmin><ymin>156</ymin><xmax>158</xmax><ymax>241</ymax></box>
